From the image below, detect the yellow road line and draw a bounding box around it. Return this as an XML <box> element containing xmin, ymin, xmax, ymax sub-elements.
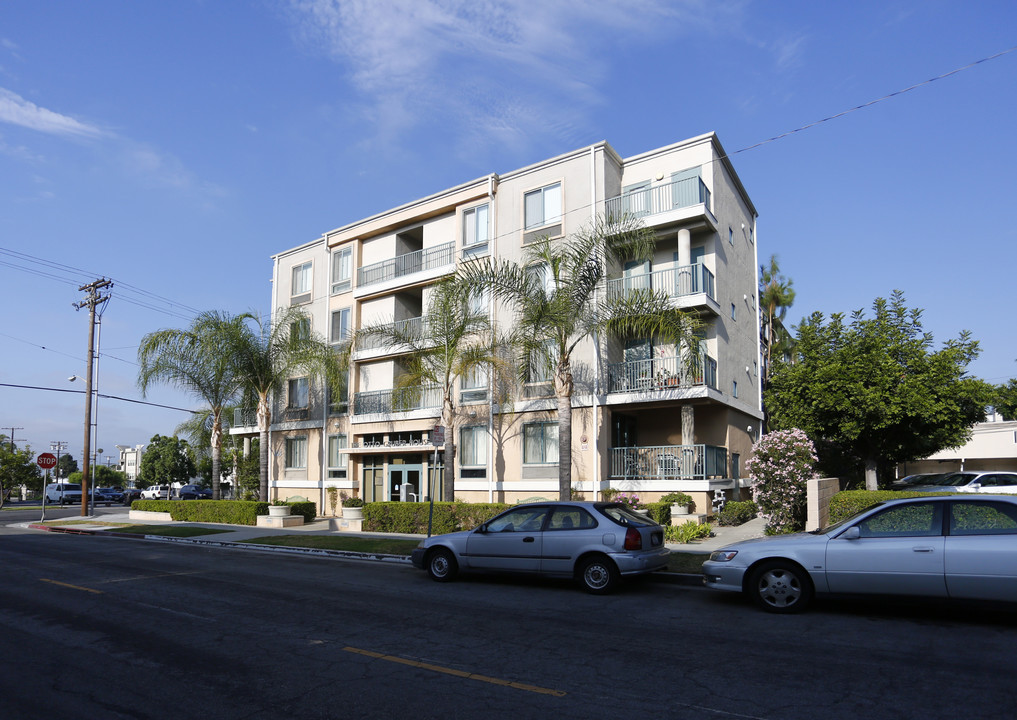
<box><xmin>100</xmin><ymin>571</ymin><xmax>205</xmax><ymax>584</ymax></box>
<box><xmin>39</xmin><ymin>578</ymin><xmax>103</xmax><ymax>594</ymax></box>
<box><xmin>344</xmin><ymin>646</ymin><xmax>566</xmax><ymax>697</ymax></box>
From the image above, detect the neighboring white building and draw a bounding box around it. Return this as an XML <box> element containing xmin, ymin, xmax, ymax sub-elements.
<box><xmin>234</xmin><ymin>133</ymin><xmax>763</xmax><ymax>515</ymax></box>
<box><xmin>115</xmin><ymin>444</ymin><xmax>145</xmax><ymax>484</ymax></box>
<box><xmin>900</xmin><ymin>410</ymin><xmax>1017</xmax><ymax>475</ymax></box>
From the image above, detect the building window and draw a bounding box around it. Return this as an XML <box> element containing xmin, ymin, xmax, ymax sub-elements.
<box><xmin>331</xmin><ymin>308</ymin><xmax>350</xmax><ymax>343</ymax></box>
<box><xmin>288</xmin><ymin>377</ymin><xmax>309</xmax><ymax>408</ymax></box>
<box><xmin>523</xmin><ymin>422</ymin><xmax>558</xmax><ymax>464</ymax></box>
<box><xmin>463</xmin><ymin>204</ymin><xmax>489</xmax><ymax>257</ymax></box>
<box><xmin>728</xmin><ymin>227</ymin><xmax>733</xmax><ymax>245</ymax></box>
<box><xmin>461</xmin><ymin>366</ymin><xmax>488</xmax><ymax>403</ymax></box>
<box><xmin>730</xmin><ymin>303</ymin><xmax>736</xmax><ymax>320</ymax></box>
<box><xmin>328</xmin><ymin>382</ymin><xmax>348</xmax><ymax>415</ymax></box>
<box><xmin>290</xmin><ymin>316</ymin><xmax>311</xmax><ymax>343</ymax></box>
<box><xmin>524</xmin><ymin>182</ymin><xmax>562</xmax><ymax>230</ymax></box>
<box><xmin>468</xmin><ymin>287</ymin><xmax>489</xmax><ymax>316</ymax></box>
<box><xmin>327</xmin><ymin>434</ymin><xmax>347</xmax><ymax>479</ymax></box>
<box><xmin>291</xmin><ymin>261</ymin><xmax>312</xmax><ymax>305</ymax></box>
<box><xmin>285</xmin><ymin>436</ymin><xmax>307</xmax><ymax>469</ymax></box>
<box><xmin>732</xmin><ymin>453</ymin><xmax>740</xmax><ymax>480</ymax></box>
<box><xmin>732</xmin><ymin>380</ymin><xmax>738</xmax><ymax>398</ymax></box>
<box><xmin>460</xmin><ymin>426</ymin><xmax>488</xmax><ymax>467</ymax></box>
<box><xmin>331</xmin><ymin>247</ymin><xmax>352</xmax><ymax>294</ymax></box>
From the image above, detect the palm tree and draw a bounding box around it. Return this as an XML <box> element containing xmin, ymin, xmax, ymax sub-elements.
<box><xmin>233</xmin><ymin>307</ymin><xmax>345</xmax><ymax>501</ymax></box>
<box><xmin>460</xmin><ymin>214</ymin><xmax>701</xmax><ymax>500</ymax></box>
<box><xmin>759</xmin><ymin>254</ymin><xmax>796</xmax><ymax>385</ymax></box>
<box><xmin>138</xmin><ymin>311</ymin><xmax>249</xmax><ymax>500</ymax></box>
<box><xmin>349</xmin><ymin>278</ymin><xmax>503</xmax><ymax>502</ymax></box>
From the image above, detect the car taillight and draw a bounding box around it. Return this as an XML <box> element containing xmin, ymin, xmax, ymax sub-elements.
<box><xmin>624</xmin><ymin>527</ymin><xmax>642</xmax><ymax>550</ymax></box>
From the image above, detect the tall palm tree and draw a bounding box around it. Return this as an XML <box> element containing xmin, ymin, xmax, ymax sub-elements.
<box><xmin>759</xmin><ymin>254</ymin><xmax>796</xmax><ymax>385</ymax></box>
<box><xmin>349</xmin><ymin>277</ymin><xmax>503</xmax><ymax>501</ymax></box>
<box><xmin>460</xmin><ymin>214</ymin><xmax>701</xmax><ymax>500</ymax></box>
<box><xmin>233</xmin><ymin>307</ymin><xmax>345</xmax><ymax>501</ymax></box>
<box><xmin>138</xmin><ymin>311</ymin><xmax>249</xmax><ymax>500</ymax></box>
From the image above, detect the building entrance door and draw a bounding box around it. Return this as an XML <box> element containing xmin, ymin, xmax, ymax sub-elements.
<box><xmin>388</xmin><ymin>464</ymin><xmax>422</xmax><ymax>501</ymax></box>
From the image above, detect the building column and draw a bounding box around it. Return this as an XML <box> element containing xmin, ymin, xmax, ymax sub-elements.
<box><xmin>681</xmin><ymin>405</ymin><xmax>694</xmax><ymax>446</ymax></box>
<box><xmin>677</xmin><ymin>228</ymin><xmax>691</xmax><ymax>266</ymax></box>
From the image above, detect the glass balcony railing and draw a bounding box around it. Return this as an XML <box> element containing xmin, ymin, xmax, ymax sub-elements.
<box><xmin>609</xmin><ymin>444</ymin><xmax>728</xmax><ymax>480</ymax></box>
<box><xmin>606</xmin><ymin>352</ymin><xmax>717</xmax><ymax>394</ymax></box>
<box><xmin>606</xmin><ymin>262</ymin><xmax>715</xmax><ymax>304</ymax></box>
<box><xmin>357</xmin><ymin>242</ymin><xmax>455</xmax><ymax>289</ymax></box>
<box><xmin>605</xmin><ymin>175</ymin><xmax>711</xmax><ymax>222</ymax></box>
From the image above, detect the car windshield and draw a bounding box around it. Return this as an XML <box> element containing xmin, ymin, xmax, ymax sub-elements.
<box><xmin>64</xmin><ymin>484</ymin><xmax>81</xmax><ymax>491</ymax></box>
<box><xmin>814</xmin><ymin>501</ymin><xmax>888</xmax><ymax>534</ymax></box>
<box><xmin>927</xmin><ymin>473</ymin><xmax>972</xmax><ymax>486</ymax></box>
<box><xmin>597</xmin><ymin>503</ymin><xmax>656</xmax><ymax>526</ymax></box>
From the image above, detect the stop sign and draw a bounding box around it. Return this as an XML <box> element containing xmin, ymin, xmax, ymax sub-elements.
<box><xmin>37</xmin><ymin>453</ymin><xmax>57</xmax><ymax>470</ymax></box>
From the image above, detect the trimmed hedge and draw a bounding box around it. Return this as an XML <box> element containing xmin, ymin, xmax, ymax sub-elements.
<box><xmin>717</xmin><ymin>500</ymin><xmax>758</xmax><ymax>526</ymax></box>
<box><xmin>363</xmin><ymin>502</ymin><xmax>509</xmax><ymax>534</ymax></box>
<box><xmin>131</xmin><ymin>500</ymin><xmax>317</xmax><ymax>525</ymax></box>
<box><xmin>828</xmin><ymin>490</ymin><xmax>955</xmax><ymax>524</ymax></box>
<box><xmin>644</xmin><ymin>501</ymin><xmax>671</xmax><ymax>526</ymax></box>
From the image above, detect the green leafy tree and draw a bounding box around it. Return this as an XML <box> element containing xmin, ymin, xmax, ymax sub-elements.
<box><xmin>71</xmin><ymin>465</ymin><xmax>128</xmax><ymax>487</ymax></box>
<box><xmin>57</xmin><ymin>453</ymin><xmax>79</xmax><ymax>478</ymax></box>
<box><xmin>995</xmin><ymin>377</ymin><xmax>1017</xmax><ymax>421</ymax></box>
<box><xmin>0</xmin><ymin>439</ymin><xmax>43</xmax><ymax>501</ymax></box>
<box><xmin>226</xmin><ymin>437</ymin><xmax>260</xmax><ymax>500</ymax></box>
<box><xmin>460</xmin><ymin>214</ymin><xmax>701</xmax><ymax>500</ymax></box>
<box><xmin>138</xmin><ymin>311</ymin><xmax>250</xmax><ymax>500</ymax></box>
<box><xmin>349</xmin><ymin>277</ymin><xmax>504</xmax><ymax>501</ymax></box>
<box><xmin>137</xmin><ymin>434</ymin><xmax>197</xmax><ymax>487</ymax></box>
<box><xmin>233</xmin><ymin>307</ymin><xmax>345</xmax><ymax>501</ymax></box>
<box><xmin>767</xmin><ymin>292</ymin><xmax>993</xmax><ymax>489</ymax></box>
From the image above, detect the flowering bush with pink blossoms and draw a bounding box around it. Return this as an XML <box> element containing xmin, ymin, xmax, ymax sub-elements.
<box><xmin>613</xmin><ymin>492</ymin><xmax>642</xmax><ymax>510</ymax></box>
<box><xmin>746</xmin><ymin>429</ymin><xmax>817</xmax><ymax>535</ymax></box>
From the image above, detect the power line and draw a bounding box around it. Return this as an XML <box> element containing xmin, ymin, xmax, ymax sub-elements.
<box><xmin>0</xmin><ymin>383</ymin><xmax>198</xmax><ymax>413</ymax></box>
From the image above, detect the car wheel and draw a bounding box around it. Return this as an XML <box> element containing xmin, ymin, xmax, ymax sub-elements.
<box><xmin>426</xmin><ymin>547</ymin><xmax>458</xmax><ymax>582</ymax></box>
<box><xmin>578</xmin><ymin>555</ymin><xmax>619</xmax><ymax>595</ymax></box>
<box><xmin>747</xmin><ymin>560</ymin><xmax>813</xmax><ymax>613</ymax></box>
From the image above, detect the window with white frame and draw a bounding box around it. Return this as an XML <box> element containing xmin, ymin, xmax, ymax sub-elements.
<box><xmin>331</xmin><ymin>247</ymin><xmax>352</xmax><ymax>294</ymax></box>
<box><xmin>285</xmin><ymin>436</ymin><xmax>307</xmax><ymax>469</ymax></box>
<box><xmin>463</xmin><ymin>204</ymin><xmax>489</xmax><ymax>257</ymax></box>
<box><xmin>523</xmin><ymin>422</ymin><xmax>558</xmax><ymax>464</ymax></box>
<box><xmin>331</xmin><ymin>308</ymin><xmax>350</xmax><ymax>343</ymax></box>
<box><xmin>290</xmin><ymin>316</ymin><xmax>311</xmax><ymax>343</ymax></box>
<box><xmin>467</xmin><ymin>287</ymin><xmax>488</xmax><ymax>316</ymax></box>
<box><xmin>461</xmin><ymin>366</ymin><xmax>487</xmax><ymax>403</ymax></box>
<box><xmin>327</xmin><ymin>434</ymin><xmax>348</xmax><ymax>478</ymax></box>
<box><xmin>524</xmin><ymin>182</ymin><xmax>562</xmax><ymax>231</ymax></box>
<box><xmin>460</xmin><ymin>426</ymin><xmax>488</xmax><ymax>467</ymax></box>
<box><xmin>288</xmin><ymin>377</ymin><xmax>309</xmax><ymax>408</ymax></box>
<box><xmin>291</xmin><ymin>261</ymin><xmax>312</xmax><ymax>304</ymax></box>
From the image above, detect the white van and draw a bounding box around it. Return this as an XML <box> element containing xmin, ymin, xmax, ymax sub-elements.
<box><xmin>45</xmin><ymin>483</ymin><xmax>83</xmax><ymax>505</ymax></box>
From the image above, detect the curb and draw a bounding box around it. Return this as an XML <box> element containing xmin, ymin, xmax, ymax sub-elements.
<box><xmin>26</xmin><ymin>522</ymin><xmax>706</xmax><ymax>585</ymax></box>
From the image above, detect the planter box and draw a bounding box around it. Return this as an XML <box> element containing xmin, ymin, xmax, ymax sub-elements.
<box><xmin>268</xmin><ymin>505</ymin><xmax>291</xmax><ymax>518</ymax></box>
<box><xmin>342</xmin><ymin>506</ymin><xmax>364</xmax><ymax>520</ymax></box>
<box><xmin>129</xmin><ymin>510</ymin><xmax>172</xmax><ymax>522</ymax></box>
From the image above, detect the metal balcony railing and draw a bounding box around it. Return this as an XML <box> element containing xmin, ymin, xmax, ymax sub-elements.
<box><xmin>357</xmin><ymin>316</ymin><xmax>425</xmax><ymax>350</ymax></box>
<box><xmin>609</xmin><ymin>444</ymin><xmax>728</xmax><ymax>480</ymax></box>
<box><xmin>353</xmin><ymin>383</ymin><xmax>442</xmax><ymax>415</ymax></box>
<box><xmin>606</xmin><ymin>352</ymin><xmax>717</xmax><ymax>394</ymax></box>
<box><xmin>606</xmin><ymin>262</ymin><xmax>715</xmax><ymax>304</ymax></box>
<box><xmin>604</xmin><ymin>175</ymin><xmax>711</xmax><ymax>222</ymax></box>
<box><xmin>357</xmin><ymin>242</ymin><xmax>455</xmax><ymax>289</ymax></box>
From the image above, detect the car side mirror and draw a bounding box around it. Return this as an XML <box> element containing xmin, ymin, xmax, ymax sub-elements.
<box><xmin>970</xmin><ymin>482</ymin><xmax>981</xmax><ymax>490</ymax></box>
<box><xmin>840</xmin><ymin>526</ymin><xmax>861</xmax><ymax>540</ymax></box>
<box><xmin>476</xmin><ymin>523</ymin><xmax>488</xmax><ymax>534</ymax></box>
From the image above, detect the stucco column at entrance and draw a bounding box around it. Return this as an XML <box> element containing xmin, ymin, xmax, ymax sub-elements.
<box><xmin>677</xmin><ymin>228</ymin><xmax>691</xmax><ymax>266</ymax></box>
<box><xmin>681</xmin><ymin>405</ymin><xmax>694</xmax><ymax>446</ymax></box>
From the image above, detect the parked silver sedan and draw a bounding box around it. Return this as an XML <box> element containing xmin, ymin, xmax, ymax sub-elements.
<box><xmin>411</xmin><ymin>501</ymin><xmax>670</xmax><ymax>594</ymax></box>
<box><xmin>703</xmin><ymin>495</ymin><xmax>1017</xmax><ymax>613</ymax></box>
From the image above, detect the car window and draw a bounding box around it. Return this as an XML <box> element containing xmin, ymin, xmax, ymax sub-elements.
<box><xmin>547</xmin><ymin>507</ymin><xmax>597</xmax><ymax>531</ymax></box>
<box><xmin>597</xmin><ymin>503</ymin><xmax>657</xmax><ymax>527</ymax></box>
<box><xmin>487</xmin><ymin>506</ymin><xmax>549</xmax><ymax>533</ymax></box>
<box><xmin>950</xmin><ymin>501</ymin><xmax>1017</xmax><ymax>535</ymax></box>
<box><xmin>857</xmin><ymin>502</ymin><xmax>943</xmax><ymax>538</ymax></box>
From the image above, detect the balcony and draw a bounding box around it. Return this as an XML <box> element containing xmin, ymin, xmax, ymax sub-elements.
<box><xmin>232</xmin><ymin>408</ymin><xmax>258</xmax><ymax>431</ymax></box>
<box><xmin>606</xmin><ymin>352</ymin><xmax>717</xmax><ymax>394</ymax></box>
<box><xmin>353</xmin><ymin>383</ymin><xmax>442</xmax><ymax>416</ymax></box>
<box><xmin>605</xmin><ymin>175</ymin><xmax>711</xmax><ymax>224</ymax></box>
<box><xmin>357</xmin><ymin>242</ymin><xmax>455</xmax><ymax>291</ymax></box>
<box><xmin>357</xmin><ymin>316</ymin><xmax>424</xmax><ymax>351</ymax></box>
<box><xmin>609</xmin><ymin>444</ymin><xmax>728</xmax><ymax>480</ymax></box>
<box><xmin>606</xmin><ymin>262</ymin><xmax>716</xmax><ymax>309</ymax></box>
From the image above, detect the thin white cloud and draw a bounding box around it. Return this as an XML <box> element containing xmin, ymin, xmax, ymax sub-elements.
<box><xmin>286</xmin><ymin>0</ymin><xmax>725</xmax><ymax>150</ymax></box>
<box><xmin>0</xmin><ymin>87</ymin><xmax>105</xmax><ymax>138</ymax></box>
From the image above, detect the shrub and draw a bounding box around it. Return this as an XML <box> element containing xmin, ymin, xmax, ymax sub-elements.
<box><xmin>746</xmin><ymin>428</ymin><xmax>817</xmax><ymax>535</ymax></box>
<box><xmin>613</xmin><ymin>492</ymin><xmax>641</xmax><ymax>510</ymax></box>
<box><xmin>828</xmin><ymin>489</ymin><xmax>954</xmax><ymax>524</ymax></box>
<box><xmin>661</xmin><ymin>492</ymin><xmax>693</xmax><ymax>508</ymax></box>
<box><xmin>342</xmin><ymin>496</ymin><xmax>365</xmax><ymax>508</ymax></box>
<box><xmin>644</xmin><ymin>501</ymin><xmax>671</xmax><ymax>525</ymax></box>
<box><xmin>717</xmin><ymin>500</ymin><xmax>758</xmax><ymax>526</ymax></box>
<box><xmin>363</xmin><ymin>502</ymin><xmax>509</xmax><ymax>534</ymax></box>
<box><xmin>665</xmin><ymin>520</ymin><xmax>713</xmax><ymax>543</ymax></box>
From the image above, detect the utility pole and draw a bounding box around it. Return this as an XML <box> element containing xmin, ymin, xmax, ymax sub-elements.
<box><xmin>3</xmin><ymin>427</ymin><xmax>24</xmax><ymax>452</ymax></box>
<box><xmin>74</xmin><ymin>278</ymin><xmax>112</xmax><ymax>517</ymax></box>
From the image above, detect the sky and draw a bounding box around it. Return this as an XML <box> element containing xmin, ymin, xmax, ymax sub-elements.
<box><xmin>2</xmin><ymin>0</ymin><xmax>1016</xmax><ymax>466</ymax></box>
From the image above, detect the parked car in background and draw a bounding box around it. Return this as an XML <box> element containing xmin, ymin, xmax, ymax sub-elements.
<box><xmin>907</xmin><ymin>471</ymin><xmax>1017</xmax><ymax>494</ymax></box>
<box><xmin>177</xmin><ymin>484</ymin><xmax>212</xmax><ymax>500</ymax></box>
<box><xmin>94</xmin><ymin>487</ymin><xmax>124</xmax><ymax>504</ymax></box>
<box><xmin>703</xmin><ymin>495</ymin><xmax>1017</xmax><ymax>613</ymax></box>
<box><xmin>122</xmin><ymin>487</ymin><xmax>143</xmax><ymax>505</ymax></box>
<box><xmin>45</xmin><ymin>483</ymin><xmax>83</xmax><ymax>505</ymax></box>
<box><xmin>890</xmin><ymin>473</ymin><xmax>944</xmax><ymax>490</ymax></box>
<box><xmin>141</xmin><ymin>485</ymin><xmax>170</xmax><ymax>500</ymax></box>
<box><xmin>411</xmin><ymin>501</ymin><xmax>670</xmax><ymax>594</ymax></box>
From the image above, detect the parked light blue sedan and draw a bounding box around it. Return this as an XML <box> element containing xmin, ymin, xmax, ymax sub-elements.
<box><xmin>412</xmin><ymin>501</ymin><xmax>670</xmax><ymax>594</ymax></box>
<box><xmin>703</xmin><ymin>495</ymin><xmax>1017</xmax><ymax>612</ymax></box>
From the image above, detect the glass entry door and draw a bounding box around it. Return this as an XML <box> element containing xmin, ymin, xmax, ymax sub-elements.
<box><xmin>388</xmin><ymin>464</ymin><xmax>423</xmax><ymax>501</ymax></box>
